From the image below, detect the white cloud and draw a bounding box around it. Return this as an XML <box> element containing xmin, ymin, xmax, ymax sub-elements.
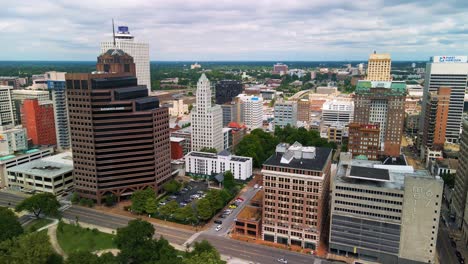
<box><xmin>0</xmin><ymin>0</ymin><xmax>467</xmax><ymax>60</ymax></box>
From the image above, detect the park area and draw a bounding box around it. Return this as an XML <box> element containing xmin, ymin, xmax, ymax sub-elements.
<box><xmin>56</xmin><ymin>222</ymin><xmax>115</xmax><ymax>255</ymax></box>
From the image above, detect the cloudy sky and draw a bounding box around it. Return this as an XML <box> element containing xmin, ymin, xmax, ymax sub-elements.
<box><xmin>1</xmin><ymin>0</ymin><xmax>467</xmax><ymax>61</ymax></box>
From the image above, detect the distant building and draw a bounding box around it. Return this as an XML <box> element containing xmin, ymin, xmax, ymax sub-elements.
<box><xmin>0</xmin><ymin>86</ymin><xmax>16</xmax><ymax>126</ymax></box>
<box><xmin>21</xmin><ymin>99</ymin><xmax>56</xmax><ymax>146</ymax></box>
<box><xmin>171</xmin><ymin>126</ymin><xmax>191</xmax><ymax>154</ymax></box>
<box><xmin>221</xmin><ymin>103</ymin><xmax>241</xmax><ymax>127</ymax></box>
<box><xmin>237</xmin><ymin>94</ymin><xmax>263</xmax><ymax>130</ymax></box>
<box><xmin>297</xmin><ymin>99</ymin><xmax>311</xmax><ymax>123</ymax></box>
<box><xmin>327</xmin><ymin>123</ymin><xmax>346</xmax><ymax>145</ymax></box>
<box><xmin>168</xmin><ymin>99</ymin><xmax>189</xmax><ymax>117</ymax></box>
<box><xmin>420</xmin><ymin>56</ymin><xmax>468</xmax><ymax>143</ymax></box>
<box><xmin>366</xmin><ymin>52</ymin><xmax>392</xmax><ymax>81</ymax></box>
<box><xmin>352</xmin><ymin>80</ymin><xmax>406</xmax><ymax>157</ymax></box>
<box><xmin>190</xmin><ymin>63</ymin><xmax>201</xmax><ymax>70</ymax></box>
<box><xmin>273</xmin><ymin>63</ymin><xmax>288</xmax><ymax>76</ymax></box>
<box><xmin>227</xmin><ymin>122</ymin><xmax>247</xmax><ymax>151</ymax></box>
<box><xmin>274</xmin><ymin>100</ymin><xmax>297</xmax><ymax>128</ymax></box>
<box><xmin>262</xmin><ymin>142</ymin><xmax>333</xmax><ymax>250</ymax></box>
<box><xmin>191</xmin><ymin>74</ymin><xmax>224</xmax><ymax>152</ymax></box>
<box><xmin>170</xmin><ymin>137</ymin><xmax>186</xmax><ymax>160</ymax></box>
<box><xmin>0</xmin><ymin>76</ymin><xmax>26</xmax><ymax>89</ymax></box>
<box><xmin>321</xmin><ymin>100</ymin><xmax>354</xmax><ymax>126</ymax></box>
<box><xmin>223</xmin><ymin>127</ymin><xmax>233</xmax><ymax>151</ymax></box>
<box><xmin>330</xmin><ymin>153</ymin><xmax>443</xmax><ymax>264</ymax></box>
<box><xmin>431</xmin><ymin>158</ymin><xmax>458</xmax><ymax>177</ymax></box>
<box><xmin>185</xmin><ymin>150</ymin><xmax>253</xmax><ymax>180</ymax></box>
<box><xmin>47</xmin><ymin>74</ymin><xmax>71</xmax><ymax>151</ymax></box>
<box><xmin>316</xmin><ymin>86</ymin><xmax>338</xmax><ymax>94</ymax></box>
<box><xmin>260</xmin><ymin>90</ymin><xmax>276</xmax><ymax>100</ymax></box>
<box><xmin>7</xmin><ymin>152</ymin><xmax>73</xmax><ymax>196</ymax></box>
<box><xmin>101</xmin><ymin>26</ymin><xmax>151</xmax><ymax>91</ymax></box>
<box><xmin>0</xmin><ymin>126</ymin><xmax>28</xmax><ymax>156</ymax></box>
<box><xmin>215</xmin><ymin>80</ymin><xmax>243</xmax><ymax>105</ymax></box>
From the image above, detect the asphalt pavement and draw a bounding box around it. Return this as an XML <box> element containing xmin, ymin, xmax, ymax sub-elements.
<box><xmin>0</xmin><ymin>191</ymin><xmax>26</xmax><ymax>207</ymax></box>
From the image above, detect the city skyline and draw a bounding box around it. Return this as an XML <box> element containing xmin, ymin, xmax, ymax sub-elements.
<box><xmin>1</xmin><ymin>0</ymin><xmax>467</xmax><ymax>61</ymax></box>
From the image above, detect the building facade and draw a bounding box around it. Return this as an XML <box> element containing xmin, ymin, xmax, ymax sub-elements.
<box><xmin>348</xmin><ymin>123</ymin><xmax>380</xmax><ymax>160</ymax></box>
<box><xmin>101</xmin><ymin>26</ymin><xmax>151</xmax><ymax>91</ymax></box>
<box><xmin>452</xmin><ymin>118</ymin><xmax>468</xmax><ymax>228</ymax></box>
<box><xmin>261</xmin><ymin>142</ymin><xmax>333</xmax><ymax>250</ymax></box>
<box><xmin>366</xmin><ymin>53</ymin><xmax>392</xmax><ymax>81</ymax></box>
<box><xmin>421</xmin><ymin>87</ymin><xmax>451</xmax><ymax>154</ymax></box>
<box><xmin>352</xmin><ymin>80</ymin><xmax>406</xmax><ymax>157</ymax></box>
<box><xmin>0</xmin><ymin>86</ymin><xmax>15</xmax><ymax>126</ymax></box>
<box><xmin>185</xmin><ymin>151</ymin><xmax>253</xmax><ymax>180</ymax></box>
<box><xmin>66</xmin><ymin>71</ymin><xmax>171</xmax><ymax>203</ymax></box>
<box><xmin>48</xmin><ymin>78</ymin><xmax>71</xmax><ymax>151</ymax></box>
<box><xmin>274</xmin><ymin>100</ymin><xmax>297</xmax><ymax>128</ymax></box>
<box><xmin>273</xmin><ymin>63</ymin><xmax>289</xmax><ymax>76</ymax></box>
<box><xmin>168</xmin><ymin>99</ymin><xmax>189</xmax><ymax>117</ymax></box>
<box><xmin>21</xmin><ymin>99</ymin><xmax>57</xmax><ymax>146</ymax></box>
<box><xmin>330</xmin><ymin>153</ymin><xmax>443</xmax><ymax>264</ymax></box>
<box><xmin>215</xmin><ymin>80</ymin><xmax>243</xmax><ymax>105</ymax></box>
<box><xmin>322</xmin><ymin>100</ymin><xmax>354</xmax><ymax>126</ymax></box>
<box><xmin>420</xmin><ymin>56</ymin><xmax>468</xmax><ymax>143</ymax></box>
<box><xmin>296</xmin><ymin>99</ymin><xmax>311</xmax><ymax>123</ymax></box>
<box><xmin>237</xmin><ymin>94</ymin><xmax>263</xmax><ymax>130</ymax></box>
<box><xmin>191</xmin><ymin>74</ymin><xmax>224</xmax><ymax>152</ymax></box>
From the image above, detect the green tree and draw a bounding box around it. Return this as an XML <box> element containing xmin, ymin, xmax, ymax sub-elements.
<box><xmin>441</xmin><ymin>172</ymin><xmax>456</xmax><ymax>189</ymax></box>
<box><xmin>173</xmin><ymin>205</ymin><xmax>196</xmax><ymax>223</ymax></box>
<box><xmin>15</xmin><ymin>193</ymin><xmax>60</xmax><ymax>219</ymax></box>
<box><xmin>163</xmin><ymin>179</ymin><xmax>182</xmax><ymax>194</ymax></box>
<box><xmin>199</xmin><ymin>147</ymin><xmax>218</xmax><ymax>154</ymax></box>
<box><xmin>188</xmin><ymin>104</ymin><xmax>193</xmax><ymax>112</ymax></box>
<box><xmin>131</xmin><ymin>188</ymin><xmax>155</xmax><ymax>214</ymax></box>
<box><xmin>115</xmin><ymin>219</ymin><xmax>155</xmax><ymax>263</ymax></box>
<box><xmin>71</xmin><ymin>193</ymin><xmax>80</xmax><ymax>204</ymax></box>
<box><xmin>158</xmin><ymin>200</ymin><xmax>179</xmax><ymax>219</ymax></box>
<box><xmin>196</xmin><ymin>199</ymin><xmax>212</xmax><ymax>221</ymax></box>
<box><xmin>103</xmin><ymin>194</ymin><xmax>117</xmax><ymax>207</ymax></box>
<box><xmin>184</xmin><ymin>251</ymin><xmax>225</xmax><ymax>264</ymax></box>
<box><xmin>0</xmin><ymin>207</ymin><xmax>23</xmax><ymax>242</ymax></box>
<box><xmin>204</xmin><ymin>190</ymin><xmax>224</xmax><ymax>212</ymax></box>
<box><xmin>223</xmin><ymin>171</ymin><xmax>235</xmax><ymax>192</ymax></box>
<box><xmin>0</xmin><ymin>231</ymin><xmax>58</xmax><ymax>264</ymax></box>
<box><xmin>145</xmin><ymin>197</ymin><xmax>157</xmax><ymax>215</ymax></box>
<box><xmin>191</xmin><ymin>240</ymin><xmax>217</xmax><ymax>255</ymax></box>
<box><xmin>66</xmin><ymin>251</ymin><xmax>118</xmax><ymax>264</ymax></box>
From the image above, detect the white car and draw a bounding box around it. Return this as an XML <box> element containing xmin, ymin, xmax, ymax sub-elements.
<box><xmin>277</xmin><ymin>258</ymin><xmax>288</xmax><ymax>264</ymax></box>
<box><xmin>215</xmin><ymin>225</ymin><xmax>222</xmax><ymax>231</ymax></box>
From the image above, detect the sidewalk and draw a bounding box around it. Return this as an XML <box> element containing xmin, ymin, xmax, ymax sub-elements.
<box><xmin>47</xmin><ymin>223</ymin><xmax>67</xmax><ymax>259</ymax></box>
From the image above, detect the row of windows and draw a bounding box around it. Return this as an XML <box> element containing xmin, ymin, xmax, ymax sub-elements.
<box><xmin>335</xmin><ymin>207</ymin><xmax>401</xmax><ymax>221</ymax></box>
<box><xmin>336</xmin><ymin>186</ymin><xmax>403</xmax><ymax>198</ymax></box>
<box><xmin>335</xmin><ymin>200</ymin><xmax>402</xmax><ymax>213</ymax></box>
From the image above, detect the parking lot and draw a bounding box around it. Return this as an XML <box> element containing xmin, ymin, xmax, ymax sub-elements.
<box><xmin>160</xmin><ymin>180</ymin><xmax>208</xmax><ymax>207</ymax></box>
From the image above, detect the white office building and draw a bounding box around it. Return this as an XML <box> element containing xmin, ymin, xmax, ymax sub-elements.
<box><xmin>274</xmin><ymin>99</ymin><xmax>297</xmax><ymax>128</ymax></box>
<box><xmin>322</xmin><ymin>100</ymin><xmax>354</xmax><ymax>126</ymax></box>
<box><xmin>101</xmin><ymin>26</ymin><xmax>151</xmax><ymax>91</ymax></box>
<box><xmin>185</xmin><ymin>150</ymin><xmax>253</xmax><ymax>180</ymax></box>
<box><xmin>168</xmin><ymin>99</ymin><xmax>189</xmax><ymax>117</ymax></box>
<box><xmin>237</xmin><ymin>94</ymin><xmax>263</xmax><ymax>130</ymax></box>
<box><xmin>0</xmin><ymin>126</ymin><xmax>28</xmax><ymax>156</ymax></box>
<box><xmin>420</xmin><ymin>56</ymin><xmax>468</xmax><ymax>143</ymax></box>
<box><xmin>191</xmin><ymin>74</ymin><xmax>223</xmax><ymax>152</ymax></box>
<box><xmin>0</xmin><ymin>86</ymin><xmax>15</xmax><ymax>126</ymax></box>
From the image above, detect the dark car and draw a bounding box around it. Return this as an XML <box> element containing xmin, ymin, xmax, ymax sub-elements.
<box><xmin>456</xmin><ymin>251</ymin><xmax>462</xmax><ymax>259</ymax></box>
<box><xmin>219</xmin><ymin>214</ymin><xmax>226</xmax><ymax>219</ymax></box>
<box><xmin>214</xmin><ymin>220</ymin><xmax>223</xmax><ymax>224</ymax></box>
<box><xmin>451</xmin><ymin>240</ymin><xmax>457</xmax><ymax>248</ymax></box>
<box><xmin>459</xmin><ymin>258</ymin><xmax>465</xmax><ymax>264</ymax></box>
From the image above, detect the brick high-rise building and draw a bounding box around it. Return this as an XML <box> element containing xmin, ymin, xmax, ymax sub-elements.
<box><xmin>96</xmin><ymin>49</ymin><xmax>136</xmax><ymax>75</ymax></box>
<box><xmin>21</xmin><ymin>99</ymin><xmax>56</xmax><ymax>146</ymax></box>
<box><xmin>296</xmin><ymin>99</ymin><xmax>311</xmax><ymax>122</ymax></box>
<box><xmin>351</xmin><ymin>80</ymin><xmax>406</xmax><ymax>157</ymax></box>
<box><xmin>452</xmin><ymin>118</ymin><xmax>468</xmax><ymax>230</ymax></box>
<box><xmin>261</xmin><ymin>142</ymin><xmax>332</xmax><ymax>250</ymax></box>
<box><xmin>66</xmin><ymin>50</ymin><xmax>170</xmax><ymax>203</ymax></box>
<box><xmin>348</xmin><ymin>123</ymin><xmax>380</xmax><ymax>160</ymax></box>
<box><xmin>366</xmin><ymin>52</ymin><xmax>391</xmax><ymax>81</ymax></box>
<box><xmin>421</xmin><ymin>87</ymin><xmax>451</xmax><ymax>153</ymax></box>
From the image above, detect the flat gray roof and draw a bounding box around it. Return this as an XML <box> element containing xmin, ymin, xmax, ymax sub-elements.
<box><xmin>8</xmin><ymin>160</ymin><xmax>73</xmax><ymax>178</ymax></box>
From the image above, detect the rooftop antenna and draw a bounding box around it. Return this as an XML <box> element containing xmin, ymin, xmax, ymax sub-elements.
<box><xmin>373</xmin><ymin>50</ymin><xmax>376</xmax><ymax>54</ymax></box>
<box><xmin>112</xmin><ymin>18</ymin><xmax>116</xmax><ymax>47</ymax></box>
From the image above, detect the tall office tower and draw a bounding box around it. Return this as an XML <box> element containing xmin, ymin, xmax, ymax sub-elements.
<box><xmin>215</xmin><ymin>80</ymin><xmax>243</xmax><ymax>104</ymax></box>
<box><xmin>191</xmin><ymin>74</ymin><xmax>223</xmax><ymax>152</ymax></box>
<box><xmin>274</xmin><ymin>99</ymin><xmax>297</xmax><ymax>128</ymax></box>
<box><xmin>330</xmin><ymin>153</ymin><xmax>443</xmax><ymax>264</ymax></box>
<box><xmin>47</xmin><ymin>73</ymin><xmax>71</xmax><ymax>151</ymax></box>
<box><xmin>452</xmin><ymin>118</ymin><xmax>468</xmax><ymax>229</ymax></box>
<box><xmin>351</xmin><ymin>80</ymin><xmax>406</xmax><ymax>157</ymax></box>
<box><xmin>237</xmin><ymin>94</ymin><xmax>263</xmax><ymax>130</ymax></box>
<box><xmin>420</xmin><ymin>56</ymin><xmax>468</xmax><ymax>144</ymax></box>
<box><xmin>21</xmin><ymin>99</ymin><xmax>56</xmax><ymax>146</ymax></box>
<box><xmin>296</xmin><ymin>99</ymin><xmax>311</xmax><ymax>122</ymax></box>
<box><xmin>262</xmin><ymin>142</ymin><xmax>333</xmax><ymax>250</ymax></box>
<box><xmin>421</xmin><ymin>87</ymin><xmax>451</xmax><ymax>154</ymax></box>
<box><xmin>321</xmin><ymin>100</ymin><xmax>354</xmax><ymax>126</ymax></box>
<box><xmin>365</xmin><ymin>52</ymin><xmax>392</xmax><ymax>81</ymax></box>
<box><xmin>0</xmin><ymin>86</ymin><xmax>15</xmax><ymax>126</ymax></box>
<box><xmin>101</xmin><ymin>26</ymin><xmax>151</xmax><ymax>92</ymax></box>
<box><xmin>66</xmin><ymin>52</ymin><xmax>170</xmax><ymax>203</ymax></box>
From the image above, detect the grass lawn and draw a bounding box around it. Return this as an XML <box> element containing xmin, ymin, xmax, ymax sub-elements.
<box><xmin>56</xmin><ymin>222</ymin><xmax>115</xmax><ymax>254</ymax></box>
<box><xmin>24</xmin><ymin>218</ymin><xmax>53</xmax><ymax>233</ymax></box>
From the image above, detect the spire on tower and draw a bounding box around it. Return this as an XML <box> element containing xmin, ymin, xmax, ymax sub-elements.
<box><xmin>112</xmin><ymin>18</ymin><xmax>116</xmax><ymax>47</ymax></box>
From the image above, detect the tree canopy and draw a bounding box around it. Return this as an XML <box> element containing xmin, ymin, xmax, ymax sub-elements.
<box><xmin>199</xmin><ymin>147</ymin><xmax>218</xmax><ymax>154</ymax></box>
<box><xmin>163</xmin><ymin>179</ymin><xmax>182</xmax><ymax>194</ymax></box>
<box><xmin>0</xmin><ymin>231</ymin><xmax>60</xmax><ymax>264</ymax></box>
<box><xmin>15</xmin><ymin>193</ymin><xmax>61</xmax><ymax>219</ymax></box>
<box><xmin>223</xmin><ymin>171</ymin><xmax>235</xmax><ymax>192</ymax></box>
<box><xmin>131</xmin><ymin>188</ymin><xmax>156</xmax><ymax>214</ymax></box>
<box><xmin>0</xmin><ymin>207</ymin><xmax>23</xmax><ymax>242</ymax></box>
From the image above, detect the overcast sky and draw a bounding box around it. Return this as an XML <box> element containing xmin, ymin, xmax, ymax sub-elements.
<box><xmin>1</xmin><ymin>0</ymin><xmax>467</xmax><ymax>61</ymax></box>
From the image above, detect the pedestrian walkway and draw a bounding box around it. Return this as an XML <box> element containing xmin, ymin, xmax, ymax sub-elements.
<box><xmin>47</xmin><ymin>223</ymin><xmax>67</xmax><ymax>259</ymax></box>
<box><xmin>183</xmin><ymin>231</ymin><xmax>202</xmax><ymax>247</ymax></box>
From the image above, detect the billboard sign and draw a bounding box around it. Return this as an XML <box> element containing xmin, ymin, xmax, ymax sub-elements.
<box><xmin>432</xmin><ymin>56</ymin><xmax>468</xmax><ymax>63</ymax></box>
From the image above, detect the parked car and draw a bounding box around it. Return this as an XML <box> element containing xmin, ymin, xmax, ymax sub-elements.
<box><xmin>254</xmin><ymin>184</ymin><xmax>259</xmax><ymax>189</ymax></box>
<box><xmin>179</xmin><ymin>202</ymin><xmax>187</xmax><ymax>207</ymax></box>
<box><xmin>215</xmin><ymin>225</ymin><xmax>222</xmax><ymax>231</ymax></box>
<box><xmin>159</xmin><ymin>201</ymin><xmax>167</xmax><ymax>206</ymax></box>
<box><xmin>214</xmin><ymin>220</ymin><xmax>223</xmax><ymax>224</ymax></box>
<box><xmin>451</xmin><ymin>240</ymin><xmax>457</xmax><ymax>248</ymax></box>
<box><xmin>456</xmin><ymin>251</ymin><xmax>462</xmax><ymax>259</ymax></box>
<box><xmin>169</xmin><ymin>195</ymin><xmax>177</xmax><ymax>200</ymax></box>
<box><xmin>277</xmin><ymin>258</ymin><xmax>288</xmax><ymax>264</ymax></box>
